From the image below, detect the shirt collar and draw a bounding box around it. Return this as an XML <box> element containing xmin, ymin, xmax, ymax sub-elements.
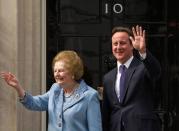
<box><xmin>117</xmin><ymin>56</ymin><xmax>134</xmax><ymax>69</ymax></box>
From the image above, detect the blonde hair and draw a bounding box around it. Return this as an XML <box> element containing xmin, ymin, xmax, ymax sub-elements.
<box><xmin>52</xmin><ymin>50</ymin><xmax>84</xmax><ymax>80</ymax></box>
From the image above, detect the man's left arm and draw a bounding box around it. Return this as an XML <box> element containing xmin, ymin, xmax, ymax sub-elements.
<box><xmin>130</xmin><ymin>25</ymin><xmax>161</xmax><ymax>80</ymax></box>
<box><xmin>141</xmin><ymin>50</ymin><xmax>161</xmax><ymax>80</ymax></box>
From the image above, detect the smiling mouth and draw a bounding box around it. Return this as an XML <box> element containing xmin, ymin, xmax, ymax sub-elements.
<box><xmin>56</xmin><ymin>77</ymin><xmax>64</xmax><ymax>81</ymax></box>
<box><xmin>116</xmin><ymin>50</ymin><xmax>124</xmax><ymax>54</ymax></box>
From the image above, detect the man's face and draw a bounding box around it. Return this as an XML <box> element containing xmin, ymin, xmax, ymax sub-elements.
<box><xmin>112</xmin><ymin>32</ymin><xmax>133</xmax><ymax>64</ymax></box>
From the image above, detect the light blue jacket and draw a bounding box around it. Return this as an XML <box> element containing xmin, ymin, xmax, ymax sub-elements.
<box><xmin>21</xmin><ymin>80</ymin><xmax>102</xmax><ymax>131</ymax></box>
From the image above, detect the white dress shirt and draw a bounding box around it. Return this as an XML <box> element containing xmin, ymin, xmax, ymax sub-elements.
<box><xmin>115</xmin><ymin>52</ymin><xmax>146</xmax><ymax>101</ymax></box>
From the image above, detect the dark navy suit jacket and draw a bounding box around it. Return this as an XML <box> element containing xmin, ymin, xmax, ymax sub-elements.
<box><xmin>102</xmin><ymin>50</ymin><xmax>161</xmax><ymax>131</ymax></box>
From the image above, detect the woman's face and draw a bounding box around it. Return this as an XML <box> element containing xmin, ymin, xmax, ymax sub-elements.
<box><xmin>53</xmin><ymin>61</ymin><xmax>74</xmax><ymax>87</ymax></box>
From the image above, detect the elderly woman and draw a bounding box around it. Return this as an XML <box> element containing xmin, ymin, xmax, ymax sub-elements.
<box><xmin>1</xmin><ymin>50</ymin><xmax>102</xmax><ymax>131</ymax></box>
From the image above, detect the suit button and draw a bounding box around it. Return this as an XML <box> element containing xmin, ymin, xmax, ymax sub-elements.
<box><xmin>122</xmin><ymin>121</ymin><xmax>125</xmax><ymax>126</ymax></box>
<box><xmin>58</xmin><ymin>123</ymin><xmax>61</xmax><ymax>127</ymax></box>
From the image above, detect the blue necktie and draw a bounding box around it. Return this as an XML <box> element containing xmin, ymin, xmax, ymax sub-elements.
<box><xmin>119</xmin><ymin>65</ymin><xmax>126</xmax><ymax>102</ymax></box>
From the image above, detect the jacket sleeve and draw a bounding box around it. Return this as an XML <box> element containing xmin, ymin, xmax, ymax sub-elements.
<box><xmin>143</xmin><ymin>50</ymin><xmax>161</xmax><ymax>81</ymax></box>
<box><xmin>20</xmin><ymin>91</ymin><xmax>49</xmax><ymax>111</ymax></box>
<box><xmin>102</xmin><ymin>78</ymin><xmax>111</xmax><ymax>131</ymax></box>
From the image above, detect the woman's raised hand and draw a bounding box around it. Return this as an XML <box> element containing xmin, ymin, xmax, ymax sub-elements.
<box><xmin>0</xmin><ymin>72</ymin><xmax>25</xmax><ymax>97</ymax></box>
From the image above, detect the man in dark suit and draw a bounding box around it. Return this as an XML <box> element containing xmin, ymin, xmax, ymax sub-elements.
<box><xmin>102</xmin><ymin>25</ymin><xmax>161</xmax><ymax>131</ymax></box>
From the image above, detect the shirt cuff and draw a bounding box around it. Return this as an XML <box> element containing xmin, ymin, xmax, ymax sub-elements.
<box><xmin>139</xmin><ymin>52</ymin><xmax>147</xmax><ymax>60</ymax></box>
<box><xmin>19</xmin><ymin>92</ymin><xmax>27</xmax><ymax>102</ymax></box>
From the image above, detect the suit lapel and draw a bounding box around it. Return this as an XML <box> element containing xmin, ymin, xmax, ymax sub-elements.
<box><xmin>110</xmin><ymin>68</ymin><xmax>120</xmax><ymax>104</ymax></box>
<box><xmin>122</xmin><ymin>58</ymin><xmax>140</xmax><ymax>103</ymax></box>
<box><xmin>63</xmin><ymin>81</ymin><xmax>88</xmax><ymax>112</ymax></box>
<box><xmin>63</xmin><ymin>93</ymin><xmax>85</xmax><ymax>112</ymax></box>
<box><xmin>54</xmin><ymin>87</ymin><xmax>64</xmax><ymax>116</ymax></box>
